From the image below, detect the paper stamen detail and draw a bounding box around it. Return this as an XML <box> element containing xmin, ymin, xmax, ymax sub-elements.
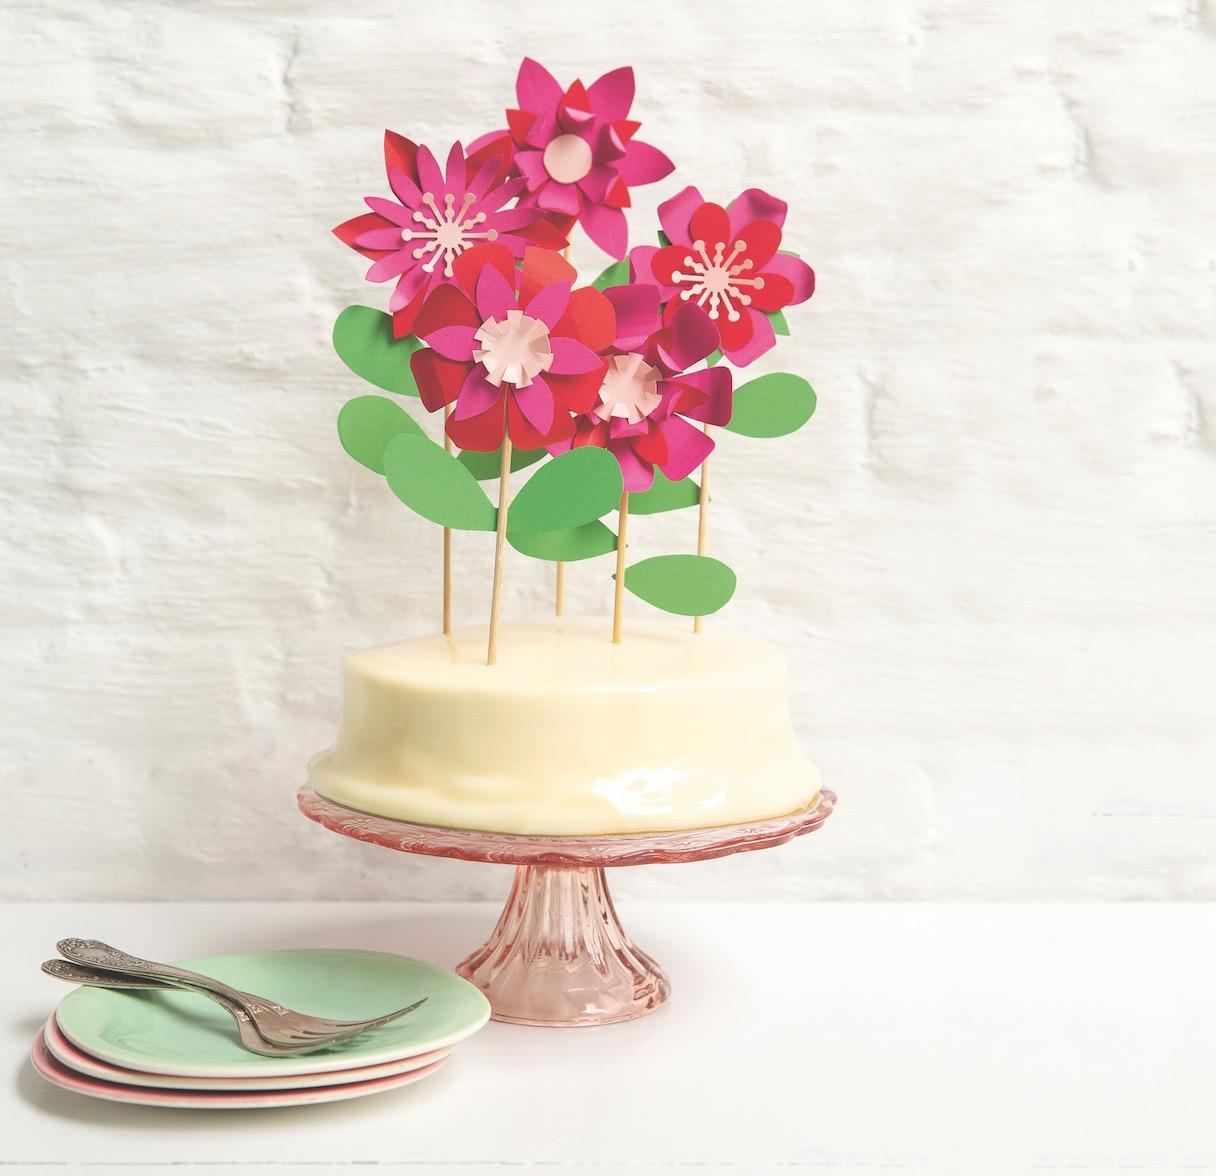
<box><xmin>403</xmin><ymin>193</ymin><xmax>499</xmax><ymax>277</ymax></box>
<box><xmin>542</xmin><ymin>134</ymin><xmax>594</xmax><ymax>184</ymax></box>
<box><xmin>671</xmin><ymin>239</ymin><xmax>765</xmax><ymax>322</ymax></box>
<box><xmin>596</xmin><ymin>353</ymin><xmax>661</xmax><ymax>424</ymax></box>
<box><xmin>474</xmin><ymin>311</ymin><xmax>554</xmax><ymax>388</ymax></box>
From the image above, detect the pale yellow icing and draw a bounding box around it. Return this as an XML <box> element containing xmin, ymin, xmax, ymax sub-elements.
<box><xmin>309</xmin><ymin>618</ymin><xmax>821</xmax><ymax>836</ymax></box>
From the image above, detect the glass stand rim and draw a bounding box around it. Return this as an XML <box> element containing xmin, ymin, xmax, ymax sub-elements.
<box><xmin>296</xmin><ymin>785</ymin><xmax>837</xmax><ymax>867</ymax></box>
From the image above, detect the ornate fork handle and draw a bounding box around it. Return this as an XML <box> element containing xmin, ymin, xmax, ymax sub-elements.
<box><xmin>55</xmin><ymin>938</ymin><xmax>288</xmax><ymax>1016</ymax></box>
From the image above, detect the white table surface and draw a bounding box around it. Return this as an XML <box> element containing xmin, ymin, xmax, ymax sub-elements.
<box><xmin>1</xmin><ymin>901</ymin><xmax>1213</xmax><ymax>1175</ymax></box>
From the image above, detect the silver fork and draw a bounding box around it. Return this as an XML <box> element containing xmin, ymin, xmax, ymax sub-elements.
<box><xmin>41</xmin><ymin>960</ymin><xmax>353</xmax><ymax>1057</ymax></box>
<box><xmin>55</xmin><ymin>939</ymin><xmax>426</xmax><ymax>1050</ymax></box>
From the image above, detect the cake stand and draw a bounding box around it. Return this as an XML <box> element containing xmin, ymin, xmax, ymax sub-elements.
<box><xmin>297</xmin><ymin>785</ymin><xmax>836</xmax><ymax>1028</ymax></box>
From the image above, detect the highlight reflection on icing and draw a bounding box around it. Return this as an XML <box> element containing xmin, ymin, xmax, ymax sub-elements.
<box><xmin>592</xmin><ymin>767</ymin><xmax>684</xmax><ymax>815</ymax></box>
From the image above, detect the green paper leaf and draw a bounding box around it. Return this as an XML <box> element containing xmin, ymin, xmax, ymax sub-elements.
<box><xmin>458</xmin><ymin>446</ymin><xmax>546</xmax><ymax>480</ymax></box>
<box><xmin>592</xmin><ymin>260</ymin><xmax>631</xmax><ymax>291</ymax></box>
<box><xmin>725</xmin><ymin>372</ymin><xmax>817</xmax><ymax>438</ymax></box>
<box><xmin>631</xmin><ymin>470</ymin><xmax>700</xmax><ymax>515</ymax></box>
<box><xmin>707</xmin><ymin>349</ymin><xmax>723</xmax><ymax>367</ymax></box>
<box><xmin>337</xmin><ymin>395</ymin><xmax>423</xmax><ymax>474</ymax></box>
<box><xmin>383</xmin><ymin>434</ymin><xmax>497</xmax><ymax>531</ymax></box>
<box><xmin>619</xmin><ymin>555</ymin><xmax>737</xmax><ymax>617</ymax></box>
<box><xmin>509</xmin><ymin>521</ymin><xmax>617</xmax><ymax>562</ymax></box>
<box><xmin>767</xmin><ymin>309</ymin><xmax>791</xmax><ymax>337</ymax></box>
<box><xmin>657</xmin><ymin>230</ymin><xmax>671</xmax><ymax>246</ymax></box>
<box><xmin>507</xmin><ymin>447</ymin><xmax>624</xmax><ymax>534</ymax></box>
<box><xmin>333</xmin><ymin>306</ymin><xmax>422</xmax><ymax>397</ymax></box>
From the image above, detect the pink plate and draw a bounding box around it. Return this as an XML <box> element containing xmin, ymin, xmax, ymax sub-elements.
<box><xmin>31</xmin><ymin>1033</ymin><xmax>448</xmax><ymax>1110</ymax></box>
<box><xmin>43</xmin><ymin>1016</ymin><xmax>449</xmax><ymax>1092</ymax></box>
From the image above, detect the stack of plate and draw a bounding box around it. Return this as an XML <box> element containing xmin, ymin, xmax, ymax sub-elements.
<box><xmin>31</xmin><ymin>948</ymin><xmax>490</xmax><ymax>1109</ymax></box>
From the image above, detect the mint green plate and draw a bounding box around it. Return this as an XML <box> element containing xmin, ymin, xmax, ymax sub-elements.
<box><xmin>54</xmin><ymin>949</ymin><xmax>490</xmax><ymax>1079</ymax></box>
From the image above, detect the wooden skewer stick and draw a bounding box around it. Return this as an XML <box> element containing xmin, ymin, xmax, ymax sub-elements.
<box><xmin>555</xmin><ymin>244</ymin><xmax>573</xmax><ymax>620</ymax></box>
<box><xmin>443</xmin><ymin>403</ymin><xmax>454</xmax><ymax>635</ymax></box>
<box><xmin>612</xmin><ymin>491</ymin><xmax>630</xmax><ymax>644</ymax></box>
<box><xmin>692</xmin><ymin>424</ymin><xmax>711</xmax><ymax>634</ymax></box>
<box><xmin>486</xmin><ymin>400</ymin><xmax>513</xmax><ymax>666</ymax></box>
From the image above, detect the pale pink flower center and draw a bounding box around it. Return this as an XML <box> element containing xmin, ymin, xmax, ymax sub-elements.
<box><xmin>401</xmin><ymin>192</ymin><xmax>498</xmax><ymax>277</ymax></box>
<box><xmin>671</xmin><ymin>238</ymin><xmax>766</xmax><ymax>322</ymax></box>
<box><xmin>474</xmin><ymin>311</ymin><xmax>554</xmax><ymax>388</ymax></box>
<box><xmin>596</xmin><ymin>353</ymin><xmax>661</xmax><ymax>424</ymax></box>
<box><xmin>542</xmin><ymin>134</ymin><xmax>593</xmax><ymax>184</ymax></box>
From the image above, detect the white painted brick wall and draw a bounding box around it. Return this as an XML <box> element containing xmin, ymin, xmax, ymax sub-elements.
<box><xmin>2</xmin><ymin>0</ymin><xmax>1214</xmax><ymax>901</ymax></box>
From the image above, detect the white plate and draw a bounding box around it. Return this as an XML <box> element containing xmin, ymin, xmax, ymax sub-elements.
<box><xmin>44</xmin><ymin>1016</ymin><xmax>450</xmax><ymax>1091</ymax></box>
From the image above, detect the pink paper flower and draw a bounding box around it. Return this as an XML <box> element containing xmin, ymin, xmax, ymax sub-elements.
<box><xmin>549</xmin><ymin>284</ymin><xmax>732</xmax><ymax>492</ymax></box>
<box><xmin>333</xmin><ymin>133</ymin><xmax>567</xmax><ymax>339</ymax></box>
<box><xmin>470</xmin><ymin>59</ymin><xmax>674</xmax><ymax>260</ymax></box>
<box><xmin>630</xmin><ymin>186</ymin><xmax>816</xmax><ymax>367</ymax></box>
<box><xmin>409</xmin><ymin>245</ymin><xmax>617</xmax><ymax>453</ymax></box>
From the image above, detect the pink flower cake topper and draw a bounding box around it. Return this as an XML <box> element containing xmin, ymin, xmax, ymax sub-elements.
<box><xmin>334</xmin><ymin>133</ymin><xmax>566</xmax><ymax>339</ymax></box>
<box><xmin>410</xmin><ymin>245</ymin><xmax>616</xmax><ymax>453</ymax></box>
<box><xmin>630</xmin><ymin>186</ymin><xmax>816</xmax><ymax>366</ymax></box>
<box><xmin>472</xmin><ymin>59</ymin><xmax>674</xmax><ymax>260</ymax></box>
<box><xmin>551</xmin><ymin>285</ymin><xmax>732</xmax><ymax>492</ymax></box>
<box><xmin>329</xmin><ymin>58</ymin><xmax>821</xmax><ymax>647</ymax></box>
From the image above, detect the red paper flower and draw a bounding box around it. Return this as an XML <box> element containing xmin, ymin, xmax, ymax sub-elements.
<box><xmin>470</xmin><ymin>59</ymin><xmax>674</xmax><ymax>260</ymax></box>
<box><xmin>549</xmin><ymin>284</ymin><xmax>732</xmax><ymax>492</ymax></box>
<box><xmin>630</xmin><ymin>186</ymin><xmax>816</xmax><ymax>367</ymax></box>
<box><xmin>409</xmin><ymin>246</ymin><xmax>617</xmax><ymax>453</ymax></box>
<box><xmin>333</xmin><ymin>133</ymin><xmax>567</xmax><ymax>339</ymax></box>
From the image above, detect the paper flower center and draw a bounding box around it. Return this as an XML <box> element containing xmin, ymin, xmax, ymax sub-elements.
<box><xmin>543</xmin><ymin>134</ymin><xmax>594</xmax><ymax>184</ymax></box>
<box><xmin>401</xmin><ymin>192</ymin><xmax>498</xmax><ymax>278</ymax></box>
<box><xmin>596</xmin><ymin>353</ymin><xmax>661</xmax><ymax>424</ymax></box>
<box><xmin>474</xmin><ymin>311</ymin><xmax>554</xmax><ymax>388</ymax></box>
<box><xmin>671</xmin><ymin>238</ymin><xmax>766</xmax><ymax>322</ymax></box>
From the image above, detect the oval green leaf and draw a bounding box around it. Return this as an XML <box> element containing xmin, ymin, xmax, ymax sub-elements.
<box><xmin>333</xmin><ymin>306</ymin><xmax>422</xmax><ymax>397</ymax></box>
<box><xmin>458</xmin><ymin>446</ymin><xmax>546</xmax><ymax>481</ymax></box>
<box><xmin>338</xmin><ymin>395</ymin><xmax>424</xmax><ymax>474</ymax></box>
<box><xmin>509</xmin><ymin>521</ymin><xmax>618</xmax><ymax>563</ymax></box>
<box><xmin>383</xmin><ymin>434</ymin><xmax>497</xmax><ymax>531</ymax></box>
<box><xmin>631</xmin><ymin>470</ymin><xmax>700</xmax><ymax>516</ymax></box>
<box><xmin>724</xmin><ymin>372</ymin><xmax>816</xmax><ymax>438</ymax></box>
<box><xmin>507</xmin><ymin>447</ymin><xmax>623</xmax><ymax>535</ymax></box>
<box><xmin>619</xmin><ymin>555</ymin><xmax>736</xmax><ymax>617</ymax></box>
<box><xmin>767</xmin><ymin>309</ymin><xmax>790</xmax><ymax>337</ymax></box>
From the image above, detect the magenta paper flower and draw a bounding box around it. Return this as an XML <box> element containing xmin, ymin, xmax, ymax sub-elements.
<box><xmin>630</xmin><ymin>186</ymin><xmax>816</xmax><ymax>367</ymax></box>
<box><xmin>470</xmin><ymin>59</ymin><xmax>674</xmax><ymax>260</ymax></box>
<box><xmin>549</xmin><ymin>284</ymin><xmax>732</xmax><ymax>492</ymax></box>
<box><xmin>333</xmin><ymin>133</ymin><xmax>567</xmax><ymax>339</ymax></box>
<box><xmin>409</xmin><ymin>245</ymin><xmax>616</xmax><ymax>453</ymax></box>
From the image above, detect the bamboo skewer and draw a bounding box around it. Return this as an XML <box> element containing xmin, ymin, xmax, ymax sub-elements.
<box><xmin>555</xmin><ymin>245</ymin><xmax>573</xmax><ymax>620</ymax></box>
<box><xmin>443</xmin><ymin>403</ymin><xmax>454</xmax><ymax>635</ymax></box>
<box><xmin>486</xmin><ymin>400</ymin><xmax>513</xmax><ymax>666</ymax></box>
<box><xmin>612</xmin><ymin>491</ymin><xmax>629</xmax><ymax>644</ymax></box>
<box><xmin>692</xmin><ymin>424</ymin><xmax>711</xmax><ymax>634</ymax></box>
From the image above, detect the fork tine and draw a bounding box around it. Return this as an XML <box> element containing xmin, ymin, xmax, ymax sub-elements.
<box><xmin>307</xmin><ymin>997</ymin><xmax>429</xmax><ymax>1033</ymax></box>
<box><xmin>279</xmin><ymin>997</ymin><xmax>429</xmax><ymax>1040</ymax></box>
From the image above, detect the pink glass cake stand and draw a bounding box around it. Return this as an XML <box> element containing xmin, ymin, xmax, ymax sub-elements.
<box><xmin>297</xmin><ymin>785</ymin><xmax>836</xmax><ymax>1028</ymax></box>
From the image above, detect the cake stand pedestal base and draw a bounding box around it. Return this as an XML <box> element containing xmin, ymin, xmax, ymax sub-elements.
<box><xmin>456</xmin><ymin>865</ymin><xmax>669</xmax><ymax>1026</ymax></box>
<box><xmin>297</xmin><ymin>786</ymin><xmax>836</xmax><ymax>1028</ymax></box>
